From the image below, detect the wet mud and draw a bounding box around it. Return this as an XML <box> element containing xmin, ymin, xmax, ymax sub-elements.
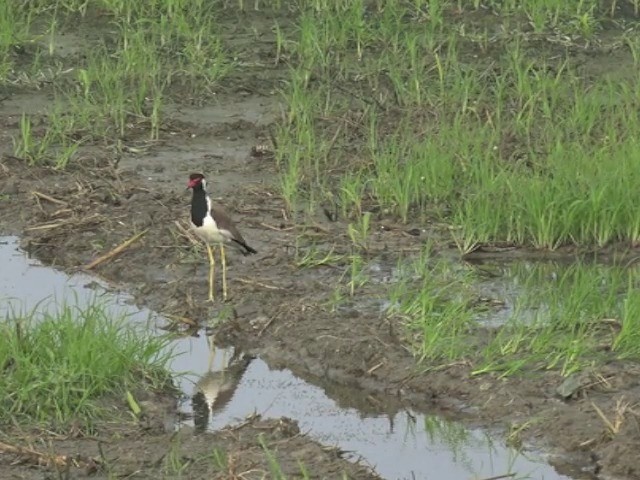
<box><xmin>2</xmin><ymin>412</ymin><xmax>378</xmax><ymax>479</ymax></box>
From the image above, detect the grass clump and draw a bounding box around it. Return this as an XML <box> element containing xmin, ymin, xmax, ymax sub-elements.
<box><xmin>0</xmin><ymin>301</ymin><xmax>172</xmax><ymax>430</ymax></box>
<box><xmin>386</xmin><ymin>247</ymin><xmax>482</xmax><ymax>363</ymax></box>
<box><xmin>0</xmin><ymin>0</ymin><xmax>33</xmax><ymax>81</ymax></box>
<box><xmin>389</xmin><ymin>252</ymin><xmax>640</xmax><ymax>377</ymax></box>
<box><xmin>3</xmin><ymin>0</ymin><xmax>232</xmax><ymax>167</ymax></box>
<box><xmin>477</xmin><ymin>262</ymin><xmax>640</xmax><ymax>376</ymax></box>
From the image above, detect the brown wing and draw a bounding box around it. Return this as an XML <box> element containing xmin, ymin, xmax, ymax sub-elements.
<box><xmin>210</xmin><ymin>205</ymin><xmax>244</xmax><ymax>242</ymax></box>
<box><xmin>210</xmin><ymin>204</ymin><xmax>257</xmax><ymax>254</ymax></box>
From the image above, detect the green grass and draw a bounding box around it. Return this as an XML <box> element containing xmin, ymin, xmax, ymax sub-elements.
<box><xmin>477</xmin><ymin>261</ymin><xmax>640</xmax><ymax>376</ymax></box>
<box><xmin>0</xmin><ymin>301</ymin><xmax>172</xmax><ymax>430</ymax></box>
<box><xmin>386</xmin><ymin>247</ymin><xmax>485</xmax><ymax>363</ymax></box>
<box><xmin>2</xmin><ymin>0</ymin><xmax>232</xmax><ymax>166</ymax></box>
<box><xmin>266</xmin><ymin>0</ymin><xmax>640</xmax><ymax>251</ymax></box>
<box><xmin>387</xmin><ymin>247</ymin><xmax>640</xmax><ymax>376</ymax></box>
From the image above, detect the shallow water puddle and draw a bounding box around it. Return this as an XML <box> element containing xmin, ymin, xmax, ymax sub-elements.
<box><xmin>0</xmin><ymin>236</ymin><xmax>574</xmax><ymax>480</ymax></box>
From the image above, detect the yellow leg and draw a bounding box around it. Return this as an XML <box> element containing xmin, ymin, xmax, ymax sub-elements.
<box><xmin>220</xmin><ymin>243</ymin><xmax>227</xmax><ymax>301</ymax></box>
<box><xmin>206</xmin><ymin>243</ymin><xmax>215</xmax><ymax>302</ymax></box>
<box><xmin>207</xmin><ymin>334</ymin><xmax>216</xmax><ymax>370</ymax></box>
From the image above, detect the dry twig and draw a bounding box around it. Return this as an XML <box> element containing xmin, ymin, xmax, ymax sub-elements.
<box><xmin>31</xmin><ymin>191</ymin><xmax>68</xmax><ymax>206</ymax></box>
<box><xmin>24</xmin><ymin>213</ymin><xmax>102</xmax><ymax>232</ymax></box>
<box><xmin>84</xmin><ymin>229</ymin><xmax>149</xmax><ymax>270</ymax></box>
<box><xmin>476</xmin><ymin>474</ymin><xmax>516</xmax><ymax>480</ymax></box>
<box><xmin>0</xmin><ymin>440</ymin><xmax>100</xmax><ymax>470</ymax></box>
<box><xmin>164</xmin><ymin>314</ymin><xmax>198</xmax><ymax>327</ymax></box>
<box><xmin>259</xmin><ymin>222</ymin><xmax>293</xmax><ymax>232</ymax></box>
<box><xmin>235</xmin><ymin>277</ymin><xmax>283</xmax><ymax>291</ymax></box>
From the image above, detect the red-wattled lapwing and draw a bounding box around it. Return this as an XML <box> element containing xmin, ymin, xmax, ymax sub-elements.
<box><xmin>187</xmin><ymin>173</ymin><xmax>257</xmax><ymax>301</ymax></box>
<box><xmin>192</xmin><ymin>346</ymin><xmax>253</xmax><ymax>432</ymax></box>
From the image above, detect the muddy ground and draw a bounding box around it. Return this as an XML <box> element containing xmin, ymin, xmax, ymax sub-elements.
<box><xmin>2</xmin><ymin>5</ymin><xmax>640</xmax><ymax>480</ymax></box>
<box><xmin>2</xmin><ymin>402</ymin><xmax>378</xmax><ymax>479</ymax></box>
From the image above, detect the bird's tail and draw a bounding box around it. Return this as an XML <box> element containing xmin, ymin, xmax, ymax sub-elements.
<box><xmin>233</xmin><ymin>239</ymin><xmax>257</xmax><ymax>255</ymax></box>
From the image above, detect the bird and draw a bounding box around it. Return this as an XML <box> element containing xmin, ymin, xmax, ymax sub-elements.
<box><xmin>191</xmin><ymin>343</ymin><xmax>253</xmax><ymax>433</ymax></box>
<box><xmin>187</xmin><ymin>172</ymin><xmax>257</xmax><ymax>301</ymax></box>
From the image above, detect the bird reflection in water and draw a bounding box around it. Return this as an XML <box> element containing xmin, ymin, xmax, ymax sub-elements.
<box><xmin>191</xmin><ymin>334</ymin><xmax>254</xmax><ymax>433</ymax></box>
